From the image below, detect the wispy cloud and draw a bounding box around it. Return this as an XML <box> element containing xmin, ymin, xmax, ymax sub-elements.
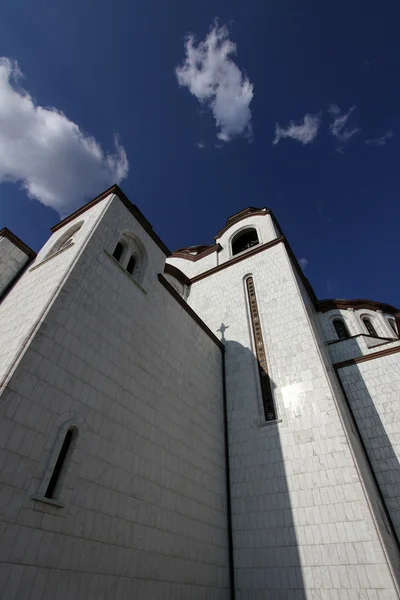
<box><xmin>328</xmin><ymin>104</ymin><xmax>360</xmax><ymax>149</ymax></box>
<box><xmin>326</xmin><ymin>280</ymin><xmax>339</xmax><ymax>295</ymax></box>
<box><xmin>298</xmin><ymin>257</ymin><xmax>309</xmax><ymax>270</ymax></box>
<box><xmin>0</xmin><ymin>58</ymin><xmax>128</xmax><ymax>215</ymax></box>
<box><xmin>365</xmin><ymin>130</ymin><xmax>394</xmax><ymax>146</ymax></box>
<box><xmin>175</xmin><ymin>22</ymin><xmax>253</xmax><ymax>142</ymax></box>
<box><xmin>196</xmin><ymin>141</ymin><xmax>206</xmax><ymax>149</ymax></box>
<box><xmin>273</xmin><ymin>113</ymin><xmax>320</xmax><ymax>145</ymax></box>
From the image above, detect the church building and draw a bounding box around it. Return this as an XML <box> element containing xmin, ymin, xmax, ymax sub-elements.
<box><xmin>0</xmin><ymin>184</ymin><xmax>400</xmax><ymax>599</ymax></box>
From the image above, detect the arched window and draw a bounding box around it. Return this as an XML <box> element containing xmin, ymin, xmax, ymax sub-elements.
<box><xmin>110</xmin><ymin>232</ymin><xmax>148</xmax><ymax>285</ymax></box>
<box><xmin>112</xmin><ymin>242</ymin><xmax>124</xmax><ymax>262</ymax></box>
<box><xmin>333</xmin><ymin>319</ymin><xmax>350</xmax><ymax>340</ymax></box>
<box><xmin>362</xmin><ymin>317</ymin><xmax>377</xmax><ymax>337</ymax></box>
<box><xmin>60</xmin><ymin>237</ymin><xmax>74</xmax><ymax>251</ymax></box>
<box><xmin>45</xmin><ymin>428</ymin><xmax>77</xmax><ymax>499</ymax></box>
<box><xmin>232</xmin><ymin>228</ymin><xmax>259</xmax><ymax>256</ymax></box>
<box><xmin>126</xmin><ymin>255</ymin><xmax>136</xmax><ymax>275</ymax></box>
<box><xmin>388</xmin><ymin>318</ymin><xmax>397</xmax><ymax>336</ymax></box>
<box><xmin>46</xmin><ymin>220</ymin><xmax>84</xmax><ymax>259</ymax></box>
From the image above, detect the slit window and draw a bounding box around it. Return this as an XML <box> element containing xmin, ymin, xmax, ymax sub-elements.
<box><xmin>113</xmin><ymin>242</ymin><xmax>124</xmax><ymax>262</ymax></box>
<box><xmin>333</xmin><ymin>319</ymin><xmax>350</xmax><ymax>340</ymax></box>
<box><xmin>45</xmin><ymin>429</ymin><xmax>75</xmax><ymax>499</ymax></box>
<box><xmin>232</xmin><ymin>229</ymin><xmax>259</xmax><ymax>256</ymax></box>
<box><xmin>363</xmin><ymin>318</ymin><xmax>378</xmax><ymax>337</ymax></box>
<box><xmin>388</xmin><ymin>319</ymin><xmax>397</xmax><ymax>335</ymax></box>
<box><xmin>126</xmin><ymin>256</ymin><xmax>136</xmax><ymax>275</ymax></box>
<box><xmin>246</xmin><ymin>277</ymin><xmax>276</xmax><ymax>421</ymax></box>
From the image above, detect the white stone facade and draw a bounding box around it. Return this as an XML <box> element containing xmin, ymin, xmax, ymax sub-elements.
<box><xmin>0</xmin><ymin>186</ymin><xmax>400</xmax><ymax>599</ymax></box>
<box><xmin>0</xmin><ymin>231</ymin><xmax>34</xmax><ymax>298</ymax></box>
<box><xmin>338</xmin><ymin>354</ymin><xmax>400</xmax><ymax>546</ymax></box>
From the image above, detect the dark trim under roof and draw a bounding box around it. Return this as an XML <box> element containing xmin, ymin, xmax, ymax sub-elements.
<box><xmin>164</xmin><ymin>263</ymin><xmax>191</xmax><ymax>287</ymax></box>
<box><xmin>318</xmin><ymin>298</ymin><xmax>399</xmax><ymax>315</ymax></box>
<box><xmin>0</xmin><ymin>228</ymin><xmax>36</xmax><ymax>258</ymax></box>
<box><xmin>51</xmin><ymin>184</ymin><xmax>171</xmax><ymax>256</ymax></box>
<box><xmin>186</xmin><ymin>234</ymin><xmax>399</xmax><ymax>316</ymax></box>
<box><xmin>171</xmin><ymin>244</ymin><xmax>222</xmax><ymax>262</ymax></box>
<box><xmin>214</xmin><ymin>208</ymin><xmax>270</xmax><ymax>239</ymax></box>
<box><xmin>49</xmin><ymin>186</ymin><xmax>399</xmax><ymax>317</ymax></box>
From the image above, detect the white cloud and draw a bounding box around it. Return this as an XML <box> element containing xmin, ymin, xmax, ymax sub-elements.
<box><xmin>328</xmin><ymin>104</ymin><xmax>360</xmax><ymax>148</ymax></box>
<box><xmin>196</xmin><ymin>141</ymin><xmax>206</xmax><ymax>149</ymax></box>
<box><xmin>326</xmin><ymin>280</ymin><xmax>338</xmax><ymax>294</ymax></box>
<box><xmin>0</xmin><ymin>57</ymin><xmax>128</xmax><ymax>215</ymax></box>
<box><xmin>298</xmin><ymin>257</ymin><xmax>308</xmax><ymax>270</ymax></box>
<box><xmin>175</xmin><ymin>23</ymin><xmax>253</xmax><ymax>142</ymax></box>
<box><xmin>365</xmin><ymin>130</ymin><xmax>394</xmax><ymax>146</ymax></box>
<box><xmin>273</xmin><ymin>113</ymin><xmax>320</xmax><ymax>145</ymax></box>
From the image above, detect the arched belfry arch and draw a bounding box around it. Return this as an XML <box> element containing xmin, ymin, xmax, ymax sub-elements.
<box><xmin>231</xmin><ymin>227</ymin><xmax>259</xmax><ymax>257</ymax></box>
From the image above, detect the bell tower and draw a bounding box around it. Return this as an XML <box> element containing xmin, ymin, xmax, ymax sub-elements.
<box><xmin>179</xmin><ymin>206</ymin><xmax>400</xmax><ymax>599</ymax></box>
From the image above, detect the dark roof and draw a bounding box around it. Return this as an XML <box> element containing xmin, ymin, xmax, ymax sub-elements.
<box><xmin>0</xmin><ymin>228</ymin><xmax>36</xmax><ymax>258</ymax></box>
<box><xmin>214</xmin><ymin>207</ymin><xmax>273</xmax><ymax>239</ymax></box>
<box><xmin>51</xmin><ymin>184</ymin><xmax>170</xmax><ymax>256</ymax></box>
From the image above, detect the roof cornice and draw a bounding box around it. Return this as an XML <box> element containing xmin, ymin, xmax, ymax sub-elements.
<box><xmin>51</xmin><ymin>184</ymin><xmax>171</xmax><ymax>256</ymax></box>
<box><xmin>164</xmin><ymin>263</ymin><xmax>191</xmax><ymax>287</ymax></box>
<box><xmin>190</xmin><ymin>236</ymin><xmax>285</xmax><ymax>283</ymax></box>
<box><xmin>214</xmin><ymin>209</ymin><xmax>271</xmax><ymax>240</ymax></box>
<box><xmin>0</xmin><ymin>228</ymin><xmax>36</xmax><ymax>258</ymax></box>
<box><xmin>170</xmin><ymin>243</ymin><xmax>222</xmax><ymax>262</ymax></box>
<box><xmin>48</xmin><ymin>187</ymin><xmax>399</xmax><ymax>317</ymax></box>
<box><xmin>317</xmin><ymin>298</ymin><xmax>399</xmax><ymax>315</ymax></box>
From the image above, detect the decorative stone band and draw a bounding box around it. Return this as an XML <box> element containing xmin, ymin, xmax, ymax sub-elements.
<box><xmin>246</xmin><ymin>277</ymin><xmax>276</xmax><ymax>421</ymax></box>
<box><xmin>333</xmin><ymin>344</ymin><xmax>400</xmax><ymax>370</ymax></box>
<box><xmin>190</xmin><ymin>236</ymin><xmax>284</xmax><ymax>284</ymax></box>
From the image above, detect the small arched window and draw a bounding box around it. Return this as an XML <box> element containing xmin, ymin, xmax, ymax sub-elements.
<box><xmin>60</xmin><ymin>237</ymin><xmax>74</xmax><ymax>251</ymax></box>
<box><xmin>362</xmin><ymin>317</ymin><xmax>378</xmax><ymax>337</ymax></box>
<box><xmin>126</xmin><ymin>255</ymin><xmax>136</xmax><ymax>275</ymax></box>
<box><xmin>388</xmin><ymin>318</ymin><xmax>397</xmax><ymax>336</ymax></box>
<box><xmin>333</xmin><ymin>319</ymin><xmax>350</xmax><ymax>340</ymax></box>
<box><xmin>46</xmin><ymin>220</ymin><xmax>84</xmax><ymax>259</ymax></box>
<box><xmin>232</xmin><ymin>228</ymin><xmax>259</xmax><ymax>256</ymax></box>
<box><xmin>45</xmin><ymin>428</ymin><xmax>77</xmax><ymax>499</ymax></box>
<box><xmin>110</xmin><ymin>232</ymin><xmax>148</xmax><ymax>285</ymax></box>
<box><xmin>112</xmin><ymin>242</ymin><xmax>124</xmax><ymax>262</ymax></box>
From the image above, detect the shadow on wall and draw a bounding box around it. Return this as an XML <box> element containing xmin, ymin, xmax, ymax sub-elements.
<box><xmin>337</xmin><ymin>358</ymin><xmax>400</xmax><ymax>552</ymax></box>
<box><xmin>221</xmin><ymin>332</ymin><xmax>307</xmax><ymax>598</ymax></box>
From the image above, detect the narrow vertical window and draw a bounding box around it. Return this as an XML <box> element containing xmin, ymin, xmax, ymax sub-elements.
<box><xmin>246</xmin><ymin>277</ymin><xmax>276</xmax><ymax>421</ymax></box>
<box><xmin>363</xmin><ymin>318</ymin><xmax>377</xmax><ymax>337</ymax></box>
<box><xmin>388</xmin><ymin>319</ymin><xmax>397</xmax><ymax>336</ymax></box>
<box><xmin>112</xmin><ymin>242</ymin><xmax>123</xmax><ymax>262</ymax></box>
<box><xmin>333</xmin><ymin>319</ymin><xmax>350</xmax><ymax>340</ymax></box>
<box><xmin>45</xmin><ymin>429</ymin><xmax>75</xmax><ymax>499</ymax></box>
<box><xmin>126</xmin><ymin>256</ymin><xmax>136</xmax><ymax>275</ymax></box>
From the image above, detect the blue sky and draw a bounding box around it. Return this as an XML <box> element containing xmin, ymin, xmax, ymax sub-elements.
<box><xmin>0</xmin><ymin>0</ymin><xmax>399</xmax><ymax>306</ymax></box>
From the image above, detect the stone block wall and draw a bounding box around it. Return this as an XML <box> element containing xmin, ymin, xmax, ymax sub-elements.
<box><xmin>0</xmin><ymin>198</ymin><xmax>112</xmax><ymax>392</ymax></box>
<box><xmin>328</xmin><ymin>337</ymin><xmax>400</xmax><ymax>365</ymax></box>
<box><xmin>0</xmin><ymin>196</ymin><xmax>230</xmax><ymax>599</ymax></box>
<box><xmin>188</xmin><ymin>233</ymin><xmax>400</xmax><ymax>599</ymax></box>
<box><xmin>0</xmin><ymin>236</ymin><xmax>30</xmax><ymax>297</ymax></box>
<box><xmin>338</xmin><ymin>352</ymin><xmax>400</xmax><ymax>546</ymax></box>
<box><xmin>319</xmin><ymin>308</ymin><xmax>397</xmax><ymax>343</ymax></box>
